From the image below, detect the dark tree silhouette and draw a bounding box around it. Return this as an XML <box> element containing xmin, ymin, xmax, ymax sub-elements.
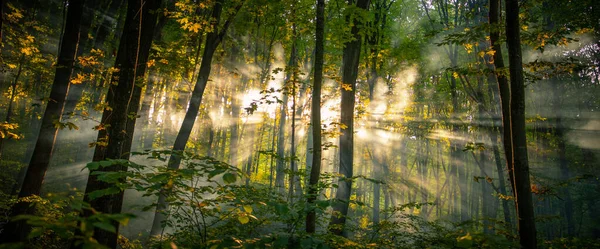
<box><xmin>505</xmin><ymin>0</ymin><xmax>538</xmax><ymax>247</ymax></box>
<box><xmin>329</xmin><ymin>0</ymin><xmax>370</xmax><ymax>236</ymax></box>
<box><xmin>306</xmin><ymin>0</ymin><xmax>325</xmax><ymax>234</ymax></box>
<box><xmin>0</xmin><ymin>0</ymin><xmax>85</xmax><ymax>243</ymax></box>
<box><xmin>81</xmin><ymin>0</ymin><xmax>161</xmax><ymax>247</ymax></box>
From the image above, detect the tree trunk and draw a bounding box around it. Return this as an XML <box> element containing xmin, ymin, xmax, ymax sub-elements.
<box><xmin>150</xmin><ymin>0</ymin><xmax>243</xmax><ymax>236</ymax></box>
<box><xmin>229</xmin><ymin>46</ymin><xmax>242</xmax><ymax>168</ymax></box>
<box><xmin>137</xmin><ymin>74</ymin><xmax>157</xmax><ymax>150</ymax></box>
<box><xmin>0</xmin><ymin>55</ymin><xmax>24</xmax><ymax>161</ymax></box>
<box><xmin>556</xmin><ymin>117</ymin><xmax>574</xmax><ymax>235</ymax></box>
<box><xmin>0</xmin><ymin>0</ymin><xmax>85</xmax><ymax>243</ymax></box>
<box><xmin>505</xmin><ymin>0</ymin><xmax>537</xmax><ymax>247</ymax></box>
<box><xmin>492</xmin><ymin>131</ymin><xmax>513</xmax><ymax>229</ymax></box>
<box><xmin>81</xmin><ymin>0</ymin><xmax>161</xmax><ymax>247</ymax></box>
<box><xmin>63</xmin><ymin>0</ymin><xmax>124</xmax><ymax>116</ymax></box>
<box><xmin>489</xmin><ymin>0</ymin><xmax>515</xmax><ymax>194</ymax></box>
<box><xmin>275</xmin><ymin>45</ymin><xmax>296</xmax><ymax>194</ymax></box>
<box><xmin>328</xmin><ymin>0</ymin><xmax>370</xmax><ymax>236</ymax></box>
<box><xmin>289</xmin><ymin>23</ymin><xmax>301</xmax><ymax>198</ymax></box>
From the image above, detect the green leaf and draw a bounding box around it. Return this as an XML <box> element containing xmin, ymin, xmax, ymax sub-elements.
<box><xmin>208</xmin><ymin>168</ymin><xmax>226</xmax><ymax>178</ymax></box>
<box><xmin>300</xmin><ymin>238</ymin><xmax>313</xmax><ymax>249</ymax></box>
<box><xmin>316</xmin><ymin>200</ymin><xmax>330</xmax><ymax>208</ymax></box>
<box><xmin>270</xmin><ymin>202</ymin><xmax>289</xmax><ymax>215</ymax></box>
<box><xmin>86</xmin><ymin>162</ymin><xmax>100</xmax><ymax>171</ymax></box>
<box><xmin>87</xmin><ymin>187</ymin><xmax>121</xmax><ymax>200</ymax></box>
<box><xmin>275</xmin><ymin>235</ymin><xmax>289</xmax><ymax>248</ymax></box>
<box><xmin>99</xmin><ymin>160</ymin><xmax>113</xmax><ymax>167</ymax></box>
<box><xmin>92</xmin><ymin>222</ymin><xmax>116</xmax><ymax>233</ymax></box>
<box><xmin>109</xmin><ymin>213</ymin><xmax>134</xmax><ymax>225</ymax></box>
<box><xmin>223</xmin><ymin>173</ymin><xmax>236</xmax><ymax>184</ymax></box>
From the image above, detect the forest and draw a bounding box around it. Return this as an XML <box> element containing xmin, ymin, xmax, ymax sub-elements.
<box><xmin>0</xmin><ymin>0</ymin><xmax>598</xmax><ymax>248</ymax></box>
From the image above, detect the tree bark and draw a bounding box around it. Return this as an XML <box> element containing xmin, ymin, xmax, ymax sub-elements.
<box><xmin>81</xmin><ymin>0</ymin><xmax>161</xmax><ymax>247</ymax></box>
<box><xmin>492</xmin><ymin>131</ymin><xmax>513</xmax><ymax>229</ymax></box>
<box><xmin>306</xmin><ymin>0</ymin><xmax>325</xmax><ymax>232</ymax></box>
<box><xmin>275</xmin><ymin>45</ymin><xmax>296</xmax><ymax>193</ymax></box>
<box><xmin>328</xmin><ymin>0</ymin><xmax>370</xmax><ymax>236</ymax></box>
<box><xmin>505</xmin><ymin>0</ymin><xmax>537</xmax><ymax>247</ymax></box>
<box><xmin>490</xmin><ymin>0</ymin><xmax>515</xmax><ymax>194</ymax></box>
<box><xmin>0</xmin><ymin>0</ymin><xmax>85</xmax><ymax>243</ymax></box>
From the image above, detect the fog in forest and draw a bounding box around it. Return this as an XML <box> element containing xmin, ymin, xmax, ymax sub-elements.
<box><xmin>1</xmin><ymin>0</ymin><xmax>599</xmax><ymax>248</ymax></box>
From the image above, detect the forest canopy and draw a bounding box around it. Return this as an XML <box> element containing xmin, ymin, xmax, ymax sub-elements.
<box><xmin>0</xmin><ymin>0</ymin><xmax>599</xmax><ymax>248</ymax></box>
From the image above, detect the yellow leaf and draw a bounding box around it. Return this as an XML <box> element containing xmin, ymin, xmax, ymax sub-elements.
<box><xmin>522</xmin><ymin>25</ymin><xmax>528</xmax><ymax>31</ymax></box>
<box><xmin>341</xmin><ymin>83</ymin><xmax>352</xmax><ymax>91</ymax></box>
<box><xmin>463</xmin><ymin>43</ymin><xmax>473</xmax><ymax>54</ymax></box>
<box><xmin>238</xmin><ymin>215</ymin><xmax>249</xmax><ymax>224</ymax></box>
<box><xmin>189</xmin><ymin>23</ymin><xmax>202</xmax><ymax>33</ymax></box>
<box><xmin>453</xmin><ymin>72</ymin><xmax>459</xmax><ymax>79</ymax></box>
<box><xmin>359</xmin><ymin>215</ymin><xmax>369</xmax><ymax>229</ymax></box>
<box><xmin>70</xmin><ymin>73</ymin><xmax>86</xmax><ymax>84</ymax></box>
<box><xmin>478</xmin><ymin>51</ymin><xmax>485</xmax><ymax>58</ymax></box>
<box><xmin>21</xmin><ymin>47</ymin><xmax>33</xmax><ymax>56</ymax></box>
<box><xmin>178</xmin><ymin>17</ymin><xmax>189</xmax><ymax>25</ymax></box>
<box><xmin>7</xmin><ymin>64</ymin><xmax>17</xmax><ymax>69</ymax></box>
<box><xmin>243</xmin><ymin>205</ymin><xmax>253</xmax><ymax>213</ymax></box>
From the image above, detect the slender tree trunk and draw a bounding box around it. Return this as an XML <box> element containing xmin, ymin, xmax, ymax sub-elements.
<box><xmin>150</xmin><ymin>0</ymin><xmax>243</xmax><ymax>236</ymax></box>
<box><xmin>492</xmin><ymin>131</ymin><xmax>513</xmax><ymax>229</ymax></box>
<box><xmin>229</xmin><ymin>88</ymin><xmax>241</xmax><ymax>167</ymax></box>
<box><xmin>137</xmin><ymin>74</ymin><xmax>157</xmax><ymax>150</ymax></box>
<box><xmin>244</xmin><ymin>123</ymin><xmax>256</xmax><ymax>186</ymax></box>
<box><xmin>269</xmin><ymin>117</ymin><xmax>277</xmax><ymax>189</ymax></box>
<box><xmin>0</xmin><ymin>0</ymin><xmax>85</xmax><ymax>243</ymax></box>
<box><xmin>81</xmin><ymin>0</ymin><xmax>161</xmax><ymax>247</ymax></box>
<box><xmin>304</xmin><ymin>124</ymin><xmax>313</xmax><ymax>186</ymax></box>
<box><xmin>275</xmin><ymin>46</ymin><xmax>296</xmax><ymax>194</ymax></box>
<box><xmin>229</xmin><ymin>46</ymin><xmax>242</xmax><ymax>168</ymax></box>
<box><xmin>489</xmin><ymin>0</ymin><xmax>515</xmax><ymax>194</ymax></box>
<box><xmin>556</xmin><ymin>117</ymin><xmax>574</xmax><ymax>236</ymax></box>
<box><xmin>329</xmin><ymin>0</ymin><xmax>370</xmax><ymax>236</ymax></box>
<box><xmin>63</xmin><ymin>0</ymin><xmax>124</xmax><ymax>116</ymax></box>
<box><xmin>289</xmin><ymin>23</ymin><xmax>301</xmax><ymax>198</ymax></box>
<box><xmin>505</xmin><ymin>0</ymin><xmax>537</xmax><ymax>247</ymax></box>
<box><xmin>0</xmin><ymin>0</ymin><xmax>3</xmax><ymax>49</ymax></box>
<box><xmin>0</xmin><ymin>55</ymin><xmax>24</xmax><ymax>161</ymax></box>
